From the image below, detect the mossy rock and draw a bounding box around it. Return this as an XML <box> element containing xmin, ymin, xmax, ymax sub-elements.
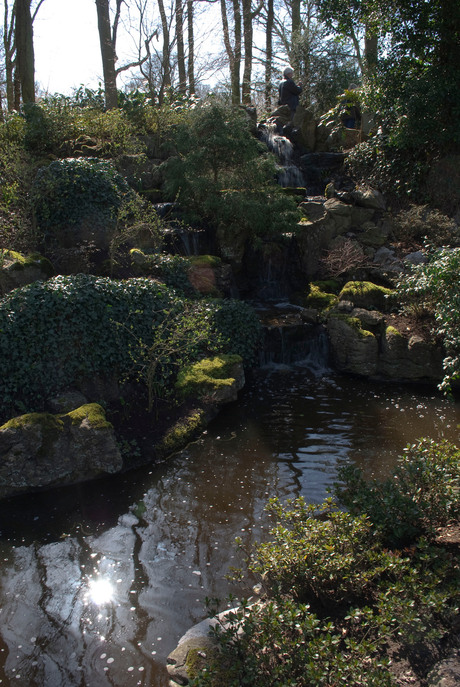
<box><xmin>0</xmin><ymin>250</ymin><xmax>54</xmax><ymax>294</ymax></box>
<box><xmin>304</xmin><ymin>283</ymin><xmax>339</xmax><ymax>311</ymax></box>
<box><xmin>156</xmin><ymin>409</ymin><xmax>206</xmax><ymax>459</ymax></box>
<box><xmin>329</xmin><ymin>313</ymin><xmax>375</xmax><ymax>339</ymax></box>
<box><xmin>339</xmin><ymin>280</ymin><xmax>395</xmax><ymax>312</ymax></box>
<box><xmin>175</xmin><ymin>354</ymin><xmax>243</xmax><ymax>401</ymax></box>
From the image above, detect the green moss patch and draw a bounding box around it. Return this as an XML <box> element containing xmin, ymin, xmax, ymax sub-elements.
<box><xmin>175</xmin><ymin>354</ymin><xmax>242</xmax><ymax>400</ymax></box>
<box><xmin>157</xmin><ymin>409</ymin><xmax>206</xmax><ymax>457</ymax></box>
<box><xmin>66</xmin><ymin>403</ymin><xmax>112</xmax><ymax>430</ymax></box>
<box><xmin>304</xmin><ymin>283</ymin><xmax>339</xmax><ymax>310</ymax></box>
<box><xmin>329</xmin><ymin>313</ymin><xmax>375</xmax><ymax>339</ymax></box>
<box><xmin>339</xmin><ymin>280</ymin><xmax>395</xmax><ymax>312</ymax></box>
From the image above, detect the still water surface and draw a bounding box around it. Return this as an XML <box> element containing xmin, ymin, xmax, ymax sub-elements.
<box><xmin>0</xmin><ymin>367</ymin><xmax>458</xmax><ymax>686</ymax></box>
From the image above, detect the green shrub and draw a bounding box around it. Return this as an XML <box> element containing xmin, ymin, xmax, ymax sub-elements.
<box><xmin>162</xmin><ymin>103</ymin><xmax>300</xmax><ymax>242</ymax></box>
<box><xmin>31</xmin><ymin>158</ymin><xmax>131</xmax><ymax>239</ymax></box>
<box><xmin>335</xmin><ymin>438</ymin><xmax>460</xmax><ymax>546</ymax></box>
<box><xmin>397</xmin><ymin>247</ymin><xmax>460</xmax><ymax>392</ymax></box>
<box><xmin>0</xmin><ymin>274</ymin><xmax>172</xmax><ymax>418</ymax></box>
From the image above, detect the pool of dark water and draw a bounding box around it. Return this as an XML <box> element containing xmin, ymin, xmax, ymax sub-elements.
<box><xmin>0</xmin><ymin>367</ymin><xmax>458</xmax><ymax>686</ymax></box>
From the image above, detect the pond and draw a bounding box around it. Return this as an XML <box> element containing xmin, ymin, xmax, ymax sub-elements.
<box><xmin>0</xmin><ymin>366</ymin><xmax>458</xmax><ymax>687</ymax></box>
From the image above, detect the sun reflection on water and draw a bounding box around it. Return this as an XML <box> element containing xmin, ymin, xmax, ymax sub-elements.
<box><xmin>87</xmin><ymin>578</ymin><xmax>115</xmax><ymax>605</ymax></box>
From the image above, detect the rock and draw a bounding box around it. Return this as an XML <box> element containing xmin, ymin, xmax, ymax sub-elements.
<box><xmin>327</xmin><ymin>313</ymin><xmax>379</xmax><ymax>376</ymax></box>
<box><xmin>339</xmin><ymin>281</ymin><xmax>395</xmax><ymax>312</ymax></box>
<box><xmin>0</xmin><ymin>250</ymin><xmax>54</xmax><ymax>296</ymax></box>
<box><xmin>379</xmin><ymin>328</ymin><xmax>444</xmax><ymax>382</ymax></box>
<box><xmin>373</xmin><ymin>247</ymin><xmax>404</xmax><ymax>273</ymax></box>
<box><xmin>46</xmin><ymin>390</ymin><xmax>88</xmax><ymax>414</ymax></box>
<box><xmin>323</xmin><ymin>198</ymin><xmax>353</xmax><ymax>233</ymax></box>
<box><xmin>404</xmin><ymin>250</ymin><xmax>426</xmax><ymax>265</ymax></box>
<box><xmin>358</xmin><ymin>220</ymin><xmax>391</xmax><ymax>248</ymax></box>
<box><xmin>351</xmin><ymin>187</ymin><xmax>386</xmax><ymax>210</ymax></box>
<box><xmin>0</xmin><ymin>404</ymin><xmax>122</xmax><ymax>500</ymax></box>
<box><xmin>427</xmin><ymin>650</ymin><xmax>460</xmax><ymax>687</ymax></box>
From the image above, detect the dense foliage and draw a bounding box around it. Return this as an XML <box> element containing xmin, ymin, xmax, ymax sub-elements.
<box><xmin>31</xmin><ymin>158</ymin><xmax>131</xmax><ymax>237</ymax></box>
<box><xmin>163</xmin><ymin>103</ymin><xmax>300</xmax><ymax>242</ymax></box>
<box><xmin>0</xmin><ymin>275</ymin><xmax>261</xmax><ymax>420</ymax></box>
<box><xmin>397</xmin><ymin>247</ymin><xmax>460</xmax><ymax>393</ymax></box>
<box><xmin>190</xmin><ymin>439</ymin><xmax>460</xmax><ymax>686</ymax></box>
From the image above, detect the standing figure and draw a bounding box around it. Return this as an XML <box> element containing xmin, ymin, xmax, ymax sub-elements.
<box><xmin>278</xmin><ymin>67</ymin><xmax>302</xmax><ymax>123</ymax></box>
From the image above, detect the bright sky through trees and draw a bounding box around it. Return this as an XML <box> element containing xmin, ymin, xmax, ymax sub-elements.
<box><xmin>33</xmin><ymin>0</ymin><xmax>103</xmax><ymax>94</ymax></box>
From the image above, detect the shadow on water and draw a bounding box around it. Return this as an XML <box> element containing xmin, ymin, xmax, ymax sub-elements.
<box><xmin>0</xmin><ymin>366</ymin><xmax>459</xmax><ymax>686</ymax></box>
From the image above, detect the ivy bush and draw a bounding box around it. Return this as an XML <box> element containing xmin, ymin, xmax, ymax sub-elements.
<box><xmin>0</xmin><ymin>276</ymin><xmax>261</xmax><ymax>420</ymax></box>
<box><xmin>31</xmin><ymin>158</ymin><xmax>131</xmax><ymax>238</ymax></box>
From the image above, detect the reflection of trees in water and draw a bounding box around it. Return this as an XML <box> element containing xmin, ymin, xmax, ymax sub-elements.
<box><xmin>0</xmin><ymin>372</ymin><xmax>458</xmax><ymax>686</ymax></box>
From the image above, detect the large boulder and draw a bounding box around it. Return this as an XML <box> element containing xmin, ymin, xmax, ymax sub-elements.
<box><xmin>0</xmin><ymin>403</ymin><xmax>122</xmax><ymax>500</ymax></box>
<box><xmin>327</xmin><ymin>313</ymin><xmax>379</xmax><ymax>376</ymax></box>
<box><xmin>378</xmin><ymin>328</ymin><xmax>444</xmax><ymax>382</ymax></box>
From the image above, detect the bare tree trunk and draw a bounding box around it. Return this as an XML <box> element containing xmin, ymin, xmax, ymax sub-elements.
<box><xmin>187</xmin><ymin>0</ymin><xmax>195</xmax><ymax>94</ymax></box>
<box><xmin>158</xmin><ymin>0</ymin><xmax>171</xmax><ymax>103</ymax></box>
<box><xmin>220</xmin><ymin>0</ymin><xmax>241</xmax><ymax>104</ymax></box>
<box><xmin>363</xmin><ymin>27</ymin><xmax>377</xmax><ymax>79</ymax></box>
<box><xmin>176</xmin><ymin>0</ymin><xmax>187</xmax><ymax>93</ymax></box>
<box><xmin>3</xmin><ymin>0</ymin><xmax>15</xmax><ymax>111</ymax></box>
<box><xmin>264</xmin><ymin>0</ymin><xmax>274</xmax><ymax>111</ymax></box>
<box><xmin>241</xmin><ymin>0</ymin><xmax>252</xmax><ymax>104</ymax></box>
<box><xmin>290</xmin><ymin>0</ymin><xmax>301</xmax><ymax>72</ymax></box>
<box><xmin>95</xmin><ymin>0</ymin><xmax>118</xmax><ymax>108</ymax></box>
<box><xmin>15</xmin><ymin>0</ymin><xmax>35</xmax><ymax>104</ymax></box>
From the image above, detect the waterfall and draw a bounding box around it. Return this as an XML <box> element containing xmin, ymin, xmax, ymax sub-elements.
<box><xmin>256</xmin><ymin>303</ymin><xmax>330</xmax><ymax>371</ymax></box>
<box><xmin>260</xmin><ymin>123</ymin><xmax>305</xmax><ymax>188</ymax></box>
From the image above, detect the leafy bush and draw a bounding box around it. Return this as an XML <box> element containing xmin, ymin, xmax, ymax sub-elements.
<box><xmin>31</xmin><ymin>158</ymin><xmax>131</xmax><ymax>239</ymax></box>
<box><xmin>0</xmin><ymin>274</ymin><xmax>172</xmax><ymax>419</ymax></box>
<box><xmin>0</xmin><ymin>276</ymin><xmax>261</xmax><ymax>420</ymax></box>
<box><xmin>335</xmin><ymin>438</ymin><xmax>460</xmax><ymax>546</ymax></box>
<box><xmin>192</xmin><ymin>477</ymin><xmax>460</xmax><ymax>686</ymax></box>
<box><xmin>397</xmin><ymin>247</ymin><xmax>460</xmax><ymax>392</ymax></box>
<box><xmin>162</xmin><ymin>103</ymin><xmax>300</xmax><ymax>242</ymax></box>
<box><xmin>249</xmin><ymin>499</ymin><xmax>391</xmax><ymax>610</ymax></box>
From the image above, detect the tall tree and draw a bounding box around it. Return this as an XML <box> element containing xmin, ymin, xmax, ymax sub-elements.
<box><xmin>95</xmin><ymin>0</ymin><xmax>118</xmax><ymax>108</ymax></box>
<box><xmin>264</xmin><ymin>0</ymin><xmax>274</xmax><ymax>110</ymax></box>
<box><xmin>175</xmin><ymin>0</ymin><xmax>187</xmax><ymax>93</ymax></box>
<box><xmin>96</xmin><ymin>0</ymin><xmax>158</xmax><ymax>108</ymax></box>
<box><xmin>220</xmin><ymin>0</ymin><xmax>242</xmax><ymax>104</ymax></box>
<box><xmin>186</xmin><ymin>0</ymin><xmax>195</xmax><ymax>93</ymax></box>
<box><xmin>157</xmin><ymin>0</ymin><xmax>172</xmax><ymax>102</ymax></box>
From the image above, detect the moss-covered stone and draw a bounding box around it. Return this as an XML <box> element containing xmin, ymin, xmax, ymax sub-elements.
<box><xmin>386</xmin><ymin>325</ymin><xmax>404</xmax><ymax>338</ymax></box>
<box><xmin>66</xmin><ymin>403</ymin><xmax>113</xmax><ymax>430</ymax></box>
<box><xmin>175</xmin><ymin>354</ymin><xmax>242</xmax><ymax>400</ymax></box>
<box><xmin>158</xmin><ymin>409</ymin><xmax>206</xmax><ymax>458</ymax></box>
<box><xmin>329</xmin><ymin>313</ymin><xmax>375</xmax><ymax>339</ymax></box>
<box><xmin>304</xmin><ymin>283</ymin><xmax>339</xmax><ymax>310</ymax></box>
<box><xmin>339</xmin><ymin>280</ymin><xmax>395</xmax><ymax>312</ymax></box>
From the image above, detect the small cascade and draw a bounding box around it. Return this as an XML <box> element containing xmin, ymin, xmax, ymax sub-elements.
<box><xmin>256</xmin><ymin>303</ymin><xmax>330</xmax><ymax>371</ymax></box>
<box><xmin>260</xmin><ymin>123</ymin><xmax>305</xmax><ymax>188</ymax></box>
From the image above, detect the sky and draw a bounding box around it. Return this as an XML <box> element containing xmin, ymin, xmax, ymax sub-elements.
<box><xmin>31</xmin><ymin>0</ymin><xmax>225</xmax><ymax>97</ymax></box>
<box><xmin>33</xmin><ymin>0</ymin><xmax>104</xmax><ymax>95</ymax></box>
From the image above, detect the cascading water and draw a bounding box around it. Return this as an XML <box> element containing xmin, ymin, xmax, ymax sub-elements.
<box><xmin>260</xmin><ymin>122</ymin><xmax>305</xmax><ymax>187</ymax></box>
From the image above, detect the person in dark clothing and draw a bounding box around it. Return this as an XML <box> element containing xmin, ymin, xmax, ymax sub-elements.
<box><xmin>278</xmin><ymin>67</ymin><xmax>302</xmax><ymax>122</ymax></box>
